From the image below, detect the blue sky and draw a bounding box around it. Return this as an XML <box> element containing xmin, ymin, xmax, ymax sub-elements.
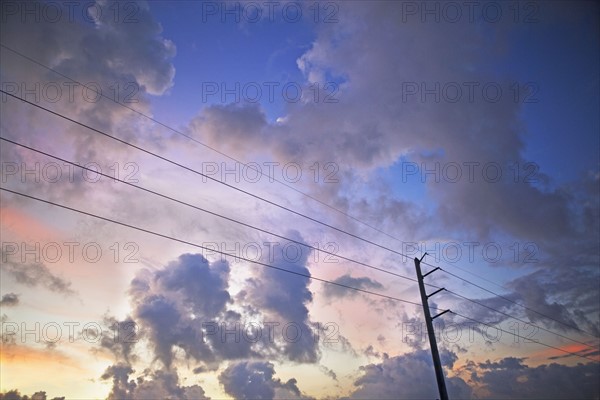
<box><xmin>150</xmin><ymin>1</ymin><xmax>317</xmax><ymax>125</ymax></box>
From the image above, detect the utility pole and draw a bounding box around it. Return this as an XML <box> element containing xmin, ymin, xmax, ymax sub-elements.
<box><xmin>414</xmin><ymin>254</ymin><xmax>450</xmax><ymax>400</ymax></box>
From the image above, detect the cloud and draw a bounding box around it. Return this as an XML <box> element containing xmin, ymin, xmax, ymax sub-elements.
<box><xmin>347</xmin><ymin>349</ymin><xmax>472</xmax><ymax>399</ymax></box>
<box><xmin>0</xmin><ymin>293</ymin><xmax>19</xmax><ymax>307</ymax></box>
<box><xmin>481</xmin><ymin>268</ymin><xmax>600</xmax><ymax>336</ymax></box>
<box><xmin>463</xmin><ymin>357</ymin><xmax>600</xmax><ymax>399</ymax></box>
<box><xmin>180</xmin><ymin>1</ymin><xmax>599</xmax><ymax>280</ymax></box>
<box><xmin>129</xmin><ymin>253</ymin><xmax>246</xmax><ymax>369</ymax></box>
<box><xmin>99</xmin><ymin>315</ymin><xmax>139</xmax><ymax>364</ymax></box>
<box><xmin>244</xmin><ymin>230</ymin><xmax>319</xmax><ymax>363</ymax></box>
<box><xmin>323</xmin><ymin>274</ymin><xmax>383</xmax><ymax>298</ymax></box>
<box><xmin>98</xmin><ymin>245</ymin><xmax>331</xmax><ymax>393</ymax></box>
<box><xmin>189</xmin><ymin>103</ymin><xmax>268</xmax><ymax>158</ymax></box>
<box><xmin>508</xmin><ymin>272</ymin><xmax>581</xmax><ymax>330</ymax></box>
<box><xmin>291</xmin><ymin>2</ymin><xmax>598</xmax><ymax>259</ymax></box>
<box><xmin>0</xmin><ymin>256</ymin><xmax>75</xmax><ymax>296</ymax></box>
<box><xmin>0</xmin><ymin>391</ymin><xmax>65</xmax><ymax>400</ymax></box>
<box><xmin>1</xmin><ymin>0</ymin><xmax>175</xmax><ymax>100</ymax></box>
<box><xmin>177</xmin><ymin>1</ymin><xmax>590</xmax><ymax>292</ymax></box>
<box><xmin>319</xmin><ymin>365</ymin><xmax>338</xmax><ymax>381</ymax></box>
<box><xmin>219</xmin><ymin>361</ymin><xmax>313</xmax><ymax>400</ymax></box>
<box><xmin>1</xmin><ymin>2</ymin><xmax>597</xmax><ymax>399</ymax></box>
<box><xmin>0</xmin><ymin>0</ymin><xmax>176</xmax><ymax>206</ymax></box>
<box><xmin>101</xmin><ymin>363</ymin><xmax>209</xmax><ymax>400</ymax></box>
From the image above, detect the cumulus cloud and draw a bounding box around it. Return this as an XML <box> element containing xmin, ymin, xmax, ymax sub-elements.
<box><xmin>128</xmin><ymin>253</ymin><xmax>256</xmax><ymax>369</ymax></box>
<box><xmin>98</xmin><ymin>245</ymin><xmax>330</xmax><ymax>395</ymax></box>
<box><xmin>1</xmin><ymin>1</ymin><xmax>597</xmax><ymax>399</ymax></box>
<box><xmin>294</xmin><ymin>2</ymin><xmax>598</xmax><ymax>262</ymax></box>
<box><xmin>1</xmin><ymin>0</ymin><xmax>175</xmax><ymax>102</ymax></box>
<box><xmin>180</xmin><ymin>0</ymin><xmax>599</xmax><ymax>351</ymax></box>
<box><xmin>0</xmin><ymin>0</ymin><xmax>176</xmax><ymax>207</ymax></box>
<box><xmin>219</xmin><ymin>361</ymin><xmax>312</xmax><ymax>400</ymax></box>
<box><xmin>244</xmin><ymin>230</ymin><xmax>319</xmax><ymax>363</ymax></box>
<box><xmin>183</xmin><ymin>0</ymin><xmax>598</xmax><ymax>263</ymax></box>
<box><xmin>101</xmin><ymin>363</ymin><xmax>209</xmax><ymax>400</ymax></box>
<box><xmin>347</xmin><ymin>349</ymin><xmax>472</xmax><ymax>399</ymax></box>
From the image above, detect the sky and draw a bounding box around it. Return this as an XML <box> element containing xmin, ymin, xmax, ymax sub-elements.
<box><xmin>0</xmin><ymin>1</ymin><xmax>599</xmax><ymax>399</ymax></box>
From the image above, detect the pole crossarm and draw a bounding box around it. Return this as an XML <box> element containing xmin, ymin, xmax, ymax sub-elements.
<box><xmin>427</xmin><ymin>287</ymin><xmax>446</xmax><ymax>299</ymax></box>
<box><xmin>422</xmin><ymin>267</ymin><xmax>441</xmax><ymax>279</ymax></box>
<box><xmin>432</xmin><ymin>309</ymin><xmax>452</xmax><ymax>320</ymax></box>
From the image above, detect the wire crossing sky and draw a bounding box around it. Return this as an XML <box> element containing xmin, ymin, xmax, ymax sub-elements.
<box><xmin>3</xmin><ymin>132</ymin><xmax>598</xmax><ymax>358</ymax></box>
<box><xmin>1</xmin><ymin>102</ymin><xmax>597</xmax><ymax>353</ymax></box>
<box><xmin>0</xmin><ymin>1</ymin><xmax>598</xmax><ymax>399</ymax></box>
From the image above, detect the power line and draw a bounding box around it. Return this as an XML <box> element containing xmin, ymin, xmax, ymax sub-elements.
<box><xmin>1</xmin><ymin>42</ymin><xmax>598</xmax><ymax>370</ymax></box>
<box><xmin>0</xmin><ymin>136</ymin><xmax>434</xmax><ymax>289</ymax></box>
<box><xmin>425</xmin><ymin>256</ymin><xmax>511</xmax><ymax>292</ymax></box>
<box><xmin>3</xmin><ymin>43</ymin><xmax>580</xmax><ymax>336</ymax></box>
<box><xmin>0</xmin><ymin>90</ymin><xmax>418</xmax><ymax>262</ymax></box>
<box><xmin>4</xmin><ymin>89</ymin><xmax>595</xmax><ymax>344</ymax></box>
<box><xmin>2</xmin><ymin>45</ymin><xmax>596</xmax><ymax>345</ymax></box>
<box><xmin>0</xmin><ymin>42</ymin><xmax>411</xmax><ymax>247</ymax></box>
<box><xmin>445</xmin><ymin>289</ymin><xmax>600</xmax><ymax>351</ymax></box>
<box><xmin>0</xmin><ymin>187</ymin><xmax>429</xmax><ymax>308</ymax></box>
<box><xmin>452</xmin><ymin>311</ymin><xmax>600</xmax><ymax>363</ymax></box>
<box><xmin>440</xmin><ymin>268</ymin><xmax>599</xmax><ymax>339</ymax></box>
<box><xmin>7</xmin><ymin>137</ymin><xmax>591</xmax><ymax>353</ymax></box>
<box><xmin>16</xmin><ymin>133</ymin><xmax>595</xmax><ymax>355</ymax></box>
<box><xmin>2</xmin><ymin>184</ymin><xmax>596</xmax><ymax>364</ymax></box>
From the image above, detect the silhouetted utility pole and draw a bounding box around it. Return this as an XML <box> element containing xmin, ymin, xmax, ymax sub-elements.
<box><xmin>414</xmin><ymin>254</ymin><xmax>451</xmax><ymax>400</ymax></box>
